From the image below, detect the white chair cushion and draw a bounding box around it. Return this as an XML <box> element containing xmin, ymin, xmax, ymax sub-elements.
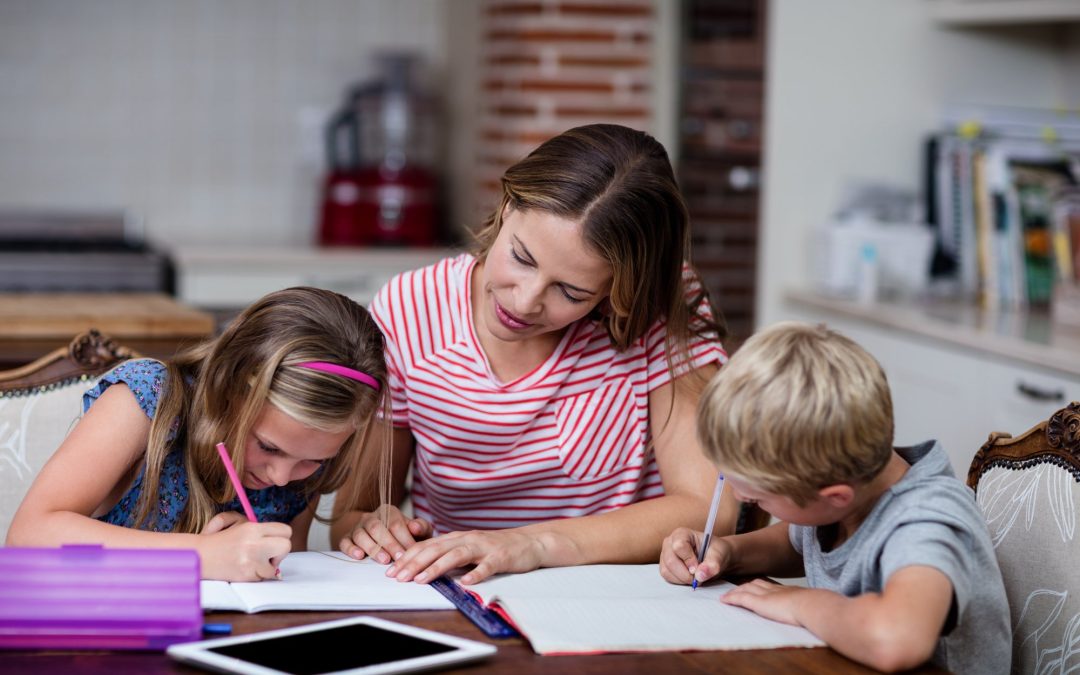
<box><xmin>977</xmin><ymin>463</ymin><xmax>1080</xmax><ymax>675</ymax></box>
<box><xmin>0</xmin><ymin>378</ymin><xmax>95</xmax><ymax>541</ymax></box>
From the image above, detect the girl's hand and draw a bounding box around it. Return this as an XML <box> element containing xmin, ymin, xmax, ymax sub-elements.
<box><xmin>339</xmin><ymin>505</ymin><xmax>434</xmax><ymax>565</ymax></box>
<box><xmin>659</xmin><ymin>526</ymin><xmax>734</xmax><ymax>586</ymax></box>
<box><xmin>386</xmin><ymin>528</ymin><xmax>546</xmax><ymax>585</ymax></box>
<box><xmin>198</xmin><ymin>511</ymin><xmax>292</xmax><ymax>581</ymax></box>
<box><xmin>721</xmin><ymin>578</ymin><xmax>806</xmax><ymax>626</ymax></box>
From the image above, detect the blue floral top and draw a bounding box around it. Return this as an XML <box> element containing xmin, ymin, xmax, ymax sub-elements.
<box><xmin>85</xmin><ymin>359</ymin><xmax>310</xmax><ymax>531</ymax></box>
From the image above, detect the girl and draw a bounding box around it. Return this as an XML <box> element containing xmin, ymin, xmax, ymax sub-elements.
<box><xmin>332</xmin><ymin>124</ymin><xmax>740</xmax><ymax>585</ymax></box>
<box><xmin>7</xmin><ymin>287</ymin><xmax>388</xmax><ymax>581</ymax></box>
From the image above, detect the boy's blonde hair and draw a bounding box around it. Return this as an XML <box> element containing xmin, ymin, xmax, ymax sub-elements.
<box><xmin>697</xmin><ymin>321</ymin><xmax>894</xmax><ymax>505</ymax></box>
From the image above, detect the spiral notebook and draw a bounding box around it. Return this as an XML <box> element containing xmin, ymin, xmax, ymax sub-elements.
<box><xmin>200</xmin><ymin>551</ymin><xmax>453</xmax><ymax>613</ymax></box>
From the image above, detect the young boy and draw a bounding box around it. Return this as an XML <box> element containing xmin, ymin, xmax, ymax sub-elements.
<box><xmin>660</xmin><ymin>322</ymin><xmax>1009</xmax><ymax>674</ymax></box>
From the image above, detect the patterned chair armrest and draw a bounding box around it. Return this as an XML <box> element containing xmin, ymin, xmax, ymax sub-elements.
<box><xmin>0</xmin><ymin>330</ymin><xmax>136</xmax><ymax>541</ymax></box>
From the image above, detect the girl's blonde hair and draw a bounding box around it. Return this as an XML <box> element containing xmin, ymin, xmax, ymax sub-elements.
<box><xmin>697</xmin><ymin>322</ymin><xmax>894</xmax><ymax>505</ymax></box>
<box><xmin>136</xmin><ymin>287</ymin><xmax>389</xmax><ymax>533</ymax></box>
<box><xmin>471</xmin><ymin>124</ymin><xmax>726</xmax><ymax>366</ymax></box>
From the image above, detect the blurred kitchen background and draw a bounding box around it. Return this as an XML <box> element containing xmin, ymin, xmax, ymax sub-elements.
<box><xmin>3</xmin><ymin>0</ymin><xmax>1080</xmax><ymax>475</ymax></box>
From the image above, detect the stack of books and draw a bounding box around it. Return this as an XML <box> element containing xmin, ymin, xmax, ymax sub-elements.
<box><xmin>929</xmin><ymin>106</ymin><xmax>1080</xmax><ymax>315</ymax></box>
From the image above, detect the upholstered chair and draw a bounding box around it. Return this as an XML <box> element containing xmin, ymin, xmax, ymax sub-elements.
<box><xmin>0</xmin><ymin>330</ymin><xmax>134</xmax><ymax>541</ymax></box>
<box><xmin>968</xmin><ymin>402</ymin><xmax>1080</xmax><ymax>675</ymax></box>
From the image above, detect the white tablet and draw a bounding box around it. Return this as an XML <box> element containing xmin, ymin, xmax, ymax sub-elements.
<box><xmin>166</xmin><ymin>616</ymin><xmax>497</xmax><ymax>675</ymax></box>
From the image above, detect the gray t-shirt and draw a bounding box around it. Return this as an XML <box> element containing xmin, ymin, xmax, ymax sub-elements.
<box><xmin>790</xmin><ymin>441</ymin><xmax>1010</xmax><ymax>674</ymax></box>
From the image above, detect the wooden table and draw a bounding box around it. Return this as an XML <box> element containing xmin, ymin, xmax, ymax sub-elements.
<box><xmin>0</xmin><ymin>293</ymin><xmax>215</xmax><ymax>367</ymax></box>
<box><xmin>0</xmin><ymin>608</ymin><xmax>945</xmax><ymax>674</ymax></box>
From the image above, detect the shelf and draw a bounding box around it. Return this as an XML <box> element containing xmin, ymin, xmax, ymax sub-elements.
<box><xmin>785</xmin><ymin>289</ymin><xmax>1080</xmax><ymax>378</ymax></box>
<box><xmin>931</xmin><ymin>0</ymin><xmax>1080</xmax><ymax>26</ymax></box>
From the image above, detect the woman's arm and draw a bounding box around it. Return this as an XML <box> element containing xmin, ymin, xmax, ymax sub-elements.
<box><xmin>384</xmin><ymin>363</ymin><xmax>740</xmax><ymax>584</ymax></box>
<box><xmin>521</xmin><ymin>363</ymin><xmax>738</xmax><ymax>567</ymax></box>
<box><xmin>6</xmin><ymin>385</ymin><xmax>292</xmax><ymax>581</ymax></box>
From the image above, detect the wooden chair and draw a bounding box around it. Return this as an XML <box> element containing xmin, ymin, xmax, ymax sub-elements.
<box><xmin>0</xmin><ymin>330</ymin><xmax>135</xmax><ymax>541</ymax></box>
<box><xmin>968</xmin><ymin>402</ymin><xmax>1080</xmax><ymax>675</ymax></box>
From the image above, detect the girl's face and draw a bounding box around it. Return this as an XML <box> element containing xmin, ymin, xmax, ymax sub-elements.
<box><xmin>241</xmin><ymin>402</ymin><xmax>352</xmax><ymax>489</ymax></box>
<box><xmin>476</xmin><ymin>208</ymin><xmax>613</xmax><ymax>344</ymax></box>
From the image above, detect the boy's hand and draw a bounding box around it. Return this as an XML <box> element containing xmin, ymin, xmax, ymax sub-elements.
<box><xmin>721</xmin><ymin>578</ymin><xmax>806</xmax><ymax>626</ymax></box>
<box><xmin>659</xmin><ymin>526</ymin><xmax>734</xmax><ymax>586</ymax></box>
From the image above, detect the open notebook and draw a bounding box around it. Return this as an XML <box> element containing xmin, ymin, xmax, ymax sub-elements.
<box><xmin>463</xmin><ymin>564</ymin><xmax>824</xmax><ymax>655</ymax></box>
<box><xmin>200</xmin><ymin>551</ymin><xmax>453</xmax><ymax>613</ymax></box>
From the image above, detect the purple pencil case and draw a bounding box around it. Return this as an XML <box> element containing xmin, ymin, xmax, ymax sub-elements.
<box><xmin>0</xmin><ymin>544</ymin><xmax>202</xmax><ymax>650</ymax></box>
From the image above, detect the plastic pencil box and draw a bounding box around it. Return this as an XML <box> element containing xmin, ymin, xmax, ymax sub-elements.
<box><xmin>0</xmin><ymin>544</ymin><xmax>202</xmax><ymax>650</ymax></box>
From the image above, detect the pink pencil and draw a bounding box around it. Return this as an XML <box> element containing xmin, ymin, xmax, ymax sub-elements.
<box><xmin>216</xmin><ymin>442</ymin><xmax>281</xmax><ymax>579</ymax></box>
<box><xmin>216</xmin><ymin>442</ymin><xmax>257</xmax><ymax>522</ymax></box>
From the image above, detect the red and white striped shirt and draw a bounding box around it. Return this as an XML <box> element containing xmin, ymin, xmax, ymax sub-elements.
<box><xmin>370</xmin><ymin>254</ymin><xmax>725</xmax><ymax>534</ymax></box>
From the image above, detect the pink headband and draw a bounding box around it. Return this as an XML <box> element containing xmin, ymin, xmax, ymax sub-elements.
<box><xmin>296</xmin><ymin>362</ymin><xmax>380</xmax><ymax>391</ymax></box>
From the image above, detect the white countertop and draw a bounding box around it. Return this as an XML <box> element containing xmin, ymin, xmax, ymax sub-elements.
<box><xmin>785</xmin><ymin>290</ymin><xmax>1080</xmax><ymax>378</ymax></box>
<box><xmin>171</xmin><ymin>246</ymin><xmax>458</xmax><ymax>309</ymax></box>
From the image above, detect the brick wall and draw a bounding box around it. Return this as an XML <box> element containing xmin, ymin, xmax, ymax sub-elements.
<box><xmin>679</xmin><ymin>0</ymin><xmax>766</xmax><ymax>348</ymax></box>
<box><xmin>474</xmin><ymin>0</ymin><xmax>657</xmax><ymax>213</ymax></box>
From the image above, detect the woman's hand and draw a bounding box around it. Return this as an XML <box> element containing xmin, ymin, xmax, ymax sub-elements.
<box><xmin>338</xmin><ymin>504</ymin><xmax>434</xmax><ymax>565</ymax></box>
<box><xmin>198</xmin><ymin>511</ymin><xmax>292</xmax><ymax>581</ymax></box>
<box><xmin>659</xmin><ymin>526</ymin><xmax>735</xmax><ymax>586</ymax></box>
<box><xmin>386</xmin><ymin>528</ymin><xmax>548</xmax><ymax>585</ymax></box>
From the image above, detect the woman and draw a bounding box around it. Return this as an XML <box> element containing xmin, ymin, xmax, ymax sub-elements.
<box><xmin>332</xmin><ymin>124</ymin><xmax>739</xmax><ymax>584</ymax></box>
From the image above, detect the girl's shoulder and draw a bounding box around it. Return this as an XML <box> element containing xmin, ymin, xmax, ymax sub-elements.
<box><xmin>83</xmin><ymin>358</ymin><xmax>169</xmax><ymax>420</ymax></box>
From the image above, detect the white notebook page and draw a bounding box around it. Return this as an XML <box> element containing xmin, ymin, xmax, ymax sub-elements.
<box><xmin>466</xmin><ymin>564</ymin><xmax>824</xmax><ymax>654</ymax></box>
<box><xmin>201</xmin><ymin>551</ymin><xmax>453</xmax><ymax>612</ymax></box>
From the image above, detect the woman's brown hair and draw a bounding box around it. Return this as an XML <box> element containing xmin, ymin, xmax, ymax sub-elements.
<box><xmin>472</xmin><ymin>124</ymin><xmax>726</xmax><ymax>365</ymax></box>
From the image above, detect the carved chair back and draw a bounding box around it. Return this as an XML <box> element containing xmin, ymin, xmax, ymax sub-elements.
<box><xmin>968</xmin><ymin>402</ymin><xmax>1080</xmax><ymax>675</ymax></box>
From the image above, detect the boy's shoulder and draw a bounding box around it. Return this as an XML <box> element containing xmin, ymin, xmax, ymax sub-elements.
<box><xmin>863</xmin><ymin>441</ymin><xmax>982</xmax><ymax>532</ymax></box>
<box><xmin>887</xmin><ymin>442</ymin><xmax>975</xmax><ymax>509</ymax></box>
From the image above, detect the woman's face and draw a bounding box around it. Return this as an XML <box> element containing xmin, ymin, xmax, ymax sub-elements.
<box><xmin>241</xmin><ymin>402</ymin><xmax>351</xmax><ymax>489</ymax></box>
<box><xmin>476</xmin><ymin>208</ymin><xmax>613</xmax><ymax>344</ymax></box>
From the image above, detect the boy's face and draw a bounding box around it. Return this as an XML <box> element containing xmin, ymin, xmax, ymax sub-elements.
<box><xmin>723</xmin><ymin>471</ymin><xmax>845</xmax><ymax>527</ymax></box>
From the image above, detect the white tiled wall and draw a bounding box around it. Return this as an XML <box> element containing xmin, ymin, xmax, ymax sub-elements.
<box><xmin>0</xmin><ymin>0</ymin><xmax>448</xmax><ymax>247</ymax></box>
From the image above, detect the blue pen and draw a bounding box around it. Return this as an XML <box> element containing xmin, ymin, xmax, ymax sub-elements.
<box><xmin>692</xmin><ymin>473</ymin><xmax>725</xmax><ymax>591</ymax></box>
<box><xmin>202</xmin><ymin>623</ymin><xmax>232</xmax><ymax>636</ymax></box>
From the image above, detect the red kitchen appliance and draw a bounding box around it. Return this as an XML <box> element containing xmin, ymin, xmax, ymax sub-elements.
<box><xmin>319</xmin><ymin>54</ymin><xmax>441</xmax><ymax>247</ymax></box>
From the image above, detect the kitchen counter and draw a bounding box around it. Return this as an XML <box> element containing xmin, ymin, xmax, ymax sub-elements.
<box><xmin>786</xmin><ymin>290</ymin><xmax>1080</xmax><ymax>378</ymax></box>
<box><xmin>0</xmin><ymin>293</ymin><xmax>215</xmax><ymax>367</ymax></box>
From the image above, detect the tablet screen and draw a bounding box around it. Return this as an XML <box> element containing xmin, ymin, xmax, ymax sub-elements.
<box><xmin>207</xmin><ymin>623</ymin><xmax>456</xmax><ymax>675</ymax></box>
